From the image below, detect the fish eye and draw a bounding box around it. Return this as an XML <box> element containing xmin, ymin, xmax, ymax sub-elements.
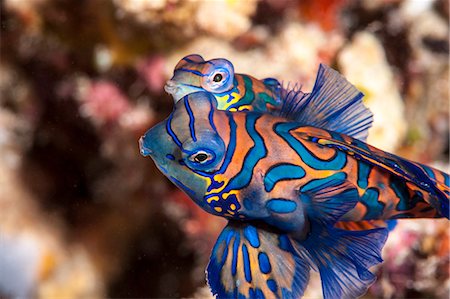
<box><xmin>213</xmin><ymin>73</ymin><xmax>223</xmax><ymax>82</ymax></box>
<box><xmin>194</xmin><ymin>153</ymin><xmax>208</xmax><ymax>162</ymax></box>
<box><xmin>189</xmin><ymin>150</ymin><xmax>213</xmax><ymax>164</ymax></box>
<box><xmin>201</xmin><ymin>64</ymin><xmax>233</xmax><ymax>93</ymax></box>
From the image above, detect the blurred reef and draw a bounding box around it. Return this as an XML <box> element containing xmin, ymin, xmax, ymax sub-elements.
<box><xmin>0</xmin><ymin>0</ymin><xmax>448</xmax><ymax>298</ymax></box>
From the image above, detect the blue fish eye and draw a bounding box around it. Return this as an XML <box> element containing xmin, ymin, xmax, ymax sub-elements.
<box><xmin>189</xmin><ymin>150</ymin><xmax>215</xmax><ymax>165</ymax></box>
<box><xmin>210</xmin><ymin>69</ymin><xmax>229</xmax><ymax>84</ymax></box>
<box><xmin>213</xmin><ymin>73</ymin><xmax>223</xmax><ymax>82</ymax></box>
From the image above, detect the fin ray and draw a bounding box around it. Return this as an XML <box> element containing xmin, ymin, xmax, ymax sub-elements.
<box><xmin>297</xmin><ymin>176</ymin><xmax>388</xmax><ymax>298</ymax></box>
<box><xmin>298</xmin><ymin>225</ymin><xmax>388</xmax><ymax>299</ymax></box>
<box><xmin>275</xmin><ymin>64</ymin><xmax>373</xmax><ymax>141</ymax></box>
<box><xmin>300</xmin><ymin>178</ymin><xmax>359</xmax><ymax>224</ymax></box>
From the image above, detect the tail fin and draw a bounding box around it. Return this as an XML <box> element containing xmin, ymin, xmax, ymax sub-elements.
<box><xmin>308</xmin><ymin>131</ymin><xmax>450</xmax><ymax>219</ymax></box>
<box><xmin>416</xmin><ymin>163</ymin><xmax>449</xmax><ymax>198</ymax></box>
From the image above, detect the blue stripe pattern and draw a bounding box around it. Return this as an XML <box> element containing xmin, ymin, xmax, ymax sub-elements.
<box><xmin>225</xmin><ymin>114</ymin><xmax>267</xmax><ymax>191</ymax></box>
<box><xmin>178</xmin><ymin>68</ymin><xmax>204</xmax><ymax>76</ymax></box>
<box><xmin>242</xmin><ymin>244</ymin><xmax>252</xmax><ymax>283</ymax></box>
<box><xmin>266</xmin><ymin>199</ymin><xmax>297</xmax><ymax>213</ymax></box>
<box><xmin>357</xmin><ymin>161</ymin><xmax>372</xmax><ymax>189</ymax></box>
<box><xmin>300</xmin><ymin>172</ymin><xmax>347</xmax><ymax>192</ymax></box>
<box><xmin>264</xmin><ymin>164</ymin><xmax>306</xmax><ymax>192</ymax></box>
<box><xmin>184</xmin><ymin>98</ymin><xmax>197</xmax><ymax>142</ymax></box>
<box><xmin>244</xmin><ymin>225</ymin><xmax>260</xmax><ymax>248</ymax></box>
<box><xmin>258</xmin><ymin>252</ymin><xmax>271</xmax><ymax>274</ymax></box>
<box><xmin>231</xmin><ymin>234</ymin><xmax>240</xmax><ymax>276</ymax></box>
<box><xmin>274</xmin><ymin>123</ymin><xmax>347</xmax><ymax>170</ymax></box>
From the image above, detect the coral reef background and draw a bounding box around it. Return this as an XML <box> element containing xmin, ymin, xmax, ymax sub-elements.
<box><xmin>0</xmin><ymin>0</ymin><xmax>448</xmax><ymax>298</ymax></box>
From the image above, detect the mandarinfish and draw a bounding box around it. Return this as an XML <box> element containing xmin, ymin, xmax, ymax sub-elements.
<box><xmin>139</xmin><ymin>91</ymin><xmax>449</xmax><ymax>299</ymax></box>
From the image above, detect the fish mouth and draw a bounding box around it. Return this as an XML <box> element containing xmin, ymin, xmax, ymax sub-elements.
<box><xmin>164</xmin><ymin>80</ymin><xmax>179</xmax><ymax>95</ymax></box>
<box><xmin>139</xmin><ymin>136</ymin><xmax>152</xmax><ymax>156</ymax></box>
<box><xmin>164</xmin><ymin>80</ymin><xmax>203</xmax><ymax>102</ymax></box>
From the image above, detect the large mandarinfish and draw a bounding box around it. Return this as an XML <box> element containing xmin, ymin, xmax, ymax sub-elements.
<box><xmin>139</xmin><ymin>91</ymin><xmax>449</xmax><ymax>299</ymax></box>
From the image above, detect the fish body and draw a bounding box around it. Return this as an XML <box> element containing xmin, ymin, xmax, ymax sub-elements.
<box><xmin>141</xmin><ymin>92</ymin><xmax>448</xmax><ymax>223</ymax></box>
<box><xmin>165</xmin><ymin>54</ymin><xmax>281</xmax><ymax>112</ymax></box>
<box><xmin>140</xmin><ymin>91</ymin><xmax>449</xmax><ymax>298</ymax></box>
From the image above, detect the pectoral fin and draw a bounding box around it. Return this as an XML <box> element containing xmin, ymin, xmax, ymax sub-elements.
<box><xmin>207</xmin><ymin>222</ymin><xmax>310</xmax><ymax>299</ymax></box>
<box><xmin>299</xmin><ymin>225</ymin><xmax>388</xmax><ymax>299</ymax></box>
<box><xmin>298</xmin><ymin>177</ymin><xmax>389</xmax><ymax>298</ymax></box>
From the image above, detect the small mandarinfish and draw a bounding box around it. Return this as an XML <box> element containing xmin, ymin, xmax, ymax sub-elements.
<box><xmin>139</xmin><ymin>91</ymin><xmax>449</xmax><ymax>299</ymax></box>
<box><xmin>166</xmin><ymin>54</ymin><xmax>374</xmax><ymax>143</ymax></box>
<box><xmin>165</xmin><ymin>54</ymin><xmax>282</xmax><ymax>112</ymax></box>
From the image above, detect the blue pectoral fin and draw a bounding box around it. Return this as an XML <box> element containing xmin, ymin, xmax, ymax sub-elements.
<box><xmin>275</xmin><ymin>64</ymin><xmax>373</xmax><ymax>141</ymax></box>
<box><xmin>207</xmin><ymin>222</ymin><xmax>310</xmax><ymax>299</ymax></box>
<box><xmin>296</xmin><ymin>177</ymin><xmax>388</xmax><ymax>298</ymax></box>
<box><xmin>386</xmin><ymin>219</ymin><xmax>397</xmax><ymax>231</ymax></box>
<box><xmin>299</xmin><ymin>225</ymin><xmax>388</xmax><ymax>299</ymax></box>
<box><xmin>300</xmin><ymin>178</ymin><xmax>360</xmax><ymax>224</ymax></box>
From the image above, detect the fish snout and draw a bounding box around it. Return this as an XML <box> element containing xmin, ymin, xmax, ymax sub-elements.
<box><xmin>139</xmin><ymin>135</ymin><xmax>153</xmax><ymax>157</ymax></box>
<box><xmin>164</xmin><ymin>80</ymin><xmax>179</xmax><ymax>95</ymax></box>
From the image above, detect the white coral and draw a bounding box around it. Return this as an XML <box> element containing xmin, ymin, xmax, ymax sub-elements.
<box><xmin>338</xmin><ymin>32</ymin><xmax>407</xmax><ymax>152</ymax></box>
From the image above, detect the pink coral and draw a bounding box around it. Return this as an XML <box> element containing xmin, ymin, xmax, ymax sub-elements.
<box><xmin>79</xmin><ymin>81</ymin><xmax>131</xmax><ymax>126</ymax></box>
<box><xmin>136</xmin><ymin>55</ymin><xmax>167</xmax><ymax>94</ymax></box>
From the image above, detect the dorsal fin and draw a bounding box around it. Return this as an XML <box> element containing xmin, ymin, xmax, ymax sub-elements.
<box><xmin>274</xmin><ymin>64</ymin><xmax>373</xmax><ymax>141</ymax></box>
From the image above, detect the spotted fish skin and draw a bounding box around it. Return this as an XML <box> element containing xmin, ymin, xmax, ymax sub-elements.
<box><xmin>140</xmin><ymin>91</ymin><xmax>449</xmax><ymax>299</ymax></box>
<box><xmin>165</xmin><ymin>54</ymin><xmax>281</xmax><ymax>112</ymax></box>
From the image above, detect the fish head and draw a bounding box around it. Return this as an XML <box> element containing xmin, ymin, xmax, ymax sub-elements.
<box><xmin>165</xmin><ymin>54</ymin><xmax>235</xmax><ymax>102</ymax></box>
<box><xmin>140</xmin><ymin>91</ymin><xmax>227</xmax><ymax>212</ymax></box>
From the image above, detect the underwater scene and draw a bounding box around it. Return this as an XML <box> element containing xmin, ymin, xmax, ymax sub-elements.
<box><xmin>0</xmin><ymin>0</ymin><xmax>449</xmax><ymax>298</ymax></box>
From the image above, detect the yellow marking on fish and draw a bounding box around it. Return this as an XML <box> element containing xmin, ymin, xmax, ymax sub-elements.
<box><xmin>230</xmin><ymin>203</ymin><xmax>236</xmax><ymax>210</ymax></box>
<box><xmin>223</xmin><ymin>190</ymin><xmax>238</xmax><ymax>200</ymax></box>
<box><xmin>207</xmin><ymin>196</ymin><xmax>220</xmax><ymax>204</ymax></box>
<box><xmin>318</xmin><ymin>139</ymin><xmax>335</xmax><ymax>146</ymax></box>
<box><xmin>227</xmin><ymin>210</ymin><xmax>235</xmax><ymax>215</ymax></box>
<box><xmin>357</xmin><ymin>186</ymin><xmax>366</xmax><ymax>197</ymax></box>
<box><xmin>218</xmin><ymin>92</ymin><xmax>241</xmax><ymax>110</ymax></box>
<box><xmin>315</xmin><ymin>170</ymin><xmax>336</xmax><ymax>179</ymax></box>
<box><xmin>238</xmin><ymin>105</ymin><xmax>252</xmax><ymax>111</ymax></box>
<box><xmin>214</xmin><ymin>206</ymin><xmax>223</xmax><ymax>212</ymax></box>
<box><xmin>205</xmin><ymin>174</ymin><xmax>229</xmax><ymax>195</ymax></box>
